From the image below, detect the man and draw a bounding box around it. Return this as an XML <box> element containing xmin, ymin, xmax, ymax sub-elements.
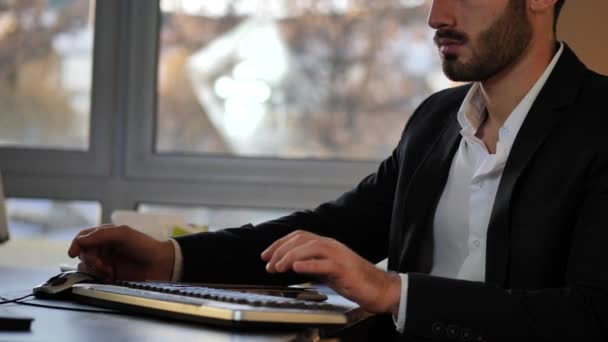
<box><xmin>69</xmin><ymin>0</ymin><xmax>608</xmax><ymax>340</ymax></box>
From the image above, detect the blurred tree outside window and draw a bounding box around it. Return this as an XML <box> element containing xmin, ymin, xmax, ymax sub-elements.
<box><xmin>0</xmin><ymin>0</ymin><xmax>94</xmax><ymax>150</ymax></box>
<box><xmin>156</xmin><ymin>0</ymin><xmax>454</xmax><ymax>161</ymax></box>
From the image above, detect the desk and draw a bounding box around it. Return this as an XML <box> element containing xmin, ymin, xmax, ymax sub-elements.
<box><xmin>0</xmin><ymin>266</ymin><xmax>331</xmax><ymax>342</ymax></box>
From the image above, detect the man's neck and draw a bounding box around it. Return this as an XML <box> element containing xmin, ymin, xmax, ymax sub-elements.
<box><xmin>479</xmin><ymin>38</ymin><xmax>557</xmax><ymax>126</ymax></box>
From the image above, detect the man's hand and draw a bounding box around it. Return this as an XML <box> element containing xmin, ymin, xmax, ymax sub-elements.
<box><xmin>67</xmin><ymin>225</ymin><xmax>175</xmax><ymax>283</ymax></box>
<box><xmin>261</xmin><ymin>230</ymin><xmax>401</xmax><ymax>315</ymax></box>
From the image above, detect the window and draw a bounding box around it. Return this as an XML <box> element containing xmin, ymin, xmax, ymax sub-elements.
<box><xmin>0</xmin><ymin>1</ymin><xmax>448</xmax><ymax>250</ymax></box>
<box><xmin>0</xmin><ymin>0</ymin><xmax>95</xmax><ymax>150</ymax></box>
<box><xmin>7</xmin><ymin>198</ymin><xmax>101</xmax><ymax>240</ymax></box>
<box><xmin>1</xmin><ymin>198</ymin><xmax>100</xmax><ymax>268</ymax></box>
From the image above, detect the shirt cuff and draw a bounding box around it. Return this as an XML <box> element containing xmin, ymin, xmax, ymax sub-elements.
<box><xmin>168</xmin><ymin>238</ymin><xmax>184</xmax><ymax>282</ymax></box>
<box><xmin>392</xmin><ymin>273</ymin><xmax>409</xmax><ymax>333</ymax></box>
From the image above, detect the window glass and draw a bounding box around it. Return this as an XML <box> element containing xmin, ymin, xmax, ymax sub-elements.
<box><xmin>156</xmin><ymin>0</ymin><xmax>453</xmax><ymax>161</ymax></box>
<box><xmin>7</xmin><ymin>198</ymin><xmax>101</xmax><ymax>240</ymax></box>
<box><xmin>0</xmin><ymin>0</ymin><xmax>94</xmax><ymax>150</ymax></box>
<box><xmin>1</xmin><ymin>198</ymin><xmax>99</xmax><ymax>269</ymax></box>
<box><xmin>138</xmin><ymin>203</ymin><xmax>291</xmax><ymax>232</ymax></box>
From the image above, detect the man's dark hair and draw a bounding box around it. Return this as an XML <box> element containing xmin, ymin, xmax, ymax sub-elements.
<box><xmin>554</xmin><ymin>0</ymin><xmax>566</xmax><ymax>32</ymax></box>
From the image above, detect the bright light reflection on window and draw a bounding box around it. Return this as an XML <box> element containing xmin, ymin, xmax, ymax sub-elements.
<box><xmin>156</xmin><ymin>0</ymin><xmax>455</xmax><ymax>160</ymax></box>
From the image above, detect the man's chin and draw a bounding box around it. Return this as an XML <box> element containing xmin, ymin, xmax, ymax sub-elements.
<box><xmin>442</xmin><ymin>62</ymin><xmax>476</xmax><ymax>82</ymax></box>
<box><xmin>442</xmin><ymin>53</ymin><xmax>459</xmax><ymax>62</ymax></box>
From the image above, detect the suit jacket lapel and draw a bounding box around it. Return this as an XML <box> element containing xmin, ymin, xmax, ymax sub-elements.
<box><xmin>485</xmin><ymin>44</ymin><xmax>587</xmax><ymax>286</ymax></box>
<box><xmin>398</xmin><ymin>111</ymin><xmax>462</xmax><ymax>273</ymax></box>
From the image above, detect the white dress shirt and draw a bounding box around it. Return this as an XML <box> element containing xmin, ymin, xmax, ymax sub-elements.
<box><xmin>394</xmin><ymin>42</ymin><xmax>564</xmax><ymax>332</ymax></box>
<box><xmin>170</xmin><ymin>44</ymin><xmax>565</xmax><ymax>334</ymax></box>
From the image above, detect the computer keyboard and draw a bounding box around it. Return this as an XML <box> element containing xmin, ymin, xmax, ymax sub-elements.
<box><xmin>116</xmin><ymin>281</ymin><xmax>341</xmax><ymax>311</ymax></box>
<box><xmin>71</xmin><ymin>281</ymin><xmax>350</xmax><ymax>327</ymax></box>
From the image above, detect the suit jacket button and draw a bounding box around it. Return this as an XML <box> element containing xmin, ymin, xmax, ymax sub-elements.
<box><xmin>447</xmin><ymin>324</ymin><xmax>460</xmax><ymax>338</ymax></box>
<box><xmin>460</xmin><ymin>328</ymin><xmax>473</xmax><ymax>341</ymax></box>
<box><xmin>431</xmin><ymin>322</ymin><xmax>445</xmax><ymax>336</ymax></box>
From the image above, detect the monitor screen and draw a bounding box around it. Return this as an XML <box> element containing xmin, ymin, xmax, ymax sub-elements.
<box><xmin>0</xmin><ymin>171</ymin><xmax>8</xmax><ymax>243</ymax></box>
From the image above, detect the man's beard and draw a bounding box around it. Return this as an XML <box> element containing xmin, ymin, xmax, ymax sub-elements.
<box><xmin>436</xmin><ymin>1</ymin><xmax>533</xmax><ymax>82</ymax></box>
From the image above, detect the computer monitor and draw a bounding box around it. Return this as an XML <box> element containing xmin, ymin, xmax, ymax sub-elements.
<box><xmin>0</xmin><ymin>171</ymin><xmax>9</xmax><ymax>243</ymax></box>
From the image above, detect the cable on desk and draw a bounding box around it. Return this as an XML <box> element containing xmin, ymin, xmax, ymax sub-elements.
<box><xmin>0</xmin><ymin>294</ymin><xmax>123</xmax><ymax>314</ymax></box>
<box><xmin>16</xmin><ymin>301</ymin><xmax>123</xmax><ymax>314</ymax></box>
<box><xmin>0</xmin><ymin>293</ymin><xmax>34</xmax><ymax>304</ymax></box>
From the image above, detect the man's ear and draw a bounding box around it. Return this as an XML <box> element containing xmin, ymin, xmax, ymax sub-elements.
<box><xmin>529</xmin><ymin>0</ymin><xmax>558</xmax><ymax>14</ymax></box>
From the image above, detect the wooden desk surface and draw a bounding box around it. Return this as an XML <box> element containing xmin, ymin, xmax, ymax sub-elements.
<box><xmin>0</xmin><ymin>266</ymin><xmax>324</xmax><ymax>342</ymax></box>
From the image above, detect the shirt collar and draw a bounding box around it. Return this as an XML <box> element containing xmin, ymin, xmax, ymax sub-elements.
<box><xmin>457</xmin><ymin>42</ymin><xmax>565</xmax><ymax>146</ymax></box>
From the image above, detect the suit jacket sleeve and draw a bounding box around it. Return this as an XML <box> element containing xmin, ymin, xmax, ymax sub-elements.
<box><xmin>173</xmin><ymin>148</ymin><xmax>400</xmax><ymax>284</ymax></box>
<box><xmin>171</xmin><ymin>95</ymin><xmax>441</xmax><ymax>284</ymax></box>
<box><xmin>400</xmin><ymin>145</ymin><xmax>608</xmax><ymax>342</ymax></box>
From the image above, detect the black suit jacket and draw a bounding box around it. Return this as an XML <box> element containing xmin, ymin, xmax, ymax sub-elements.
<box><xmin>176</xmin><ymin>44</ymin><xmax>608</xmax><ymax>341</ymax></box>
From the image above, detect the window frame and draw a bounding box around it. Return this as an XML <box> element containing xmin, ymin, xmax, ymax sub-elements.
<box><xmin>124</xmin><ymin>2</ymin><xmax>381</xmax><ymax>189</ymax></box>
<box><xmin>0</xmin><ymin>0</ymin><xmax>119</xmax><ymax>178</ymax></box>
<box><xmin>1</xmin><ymin>0</ymin><xmax>127</xmax><ymax>221</ymax></box>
